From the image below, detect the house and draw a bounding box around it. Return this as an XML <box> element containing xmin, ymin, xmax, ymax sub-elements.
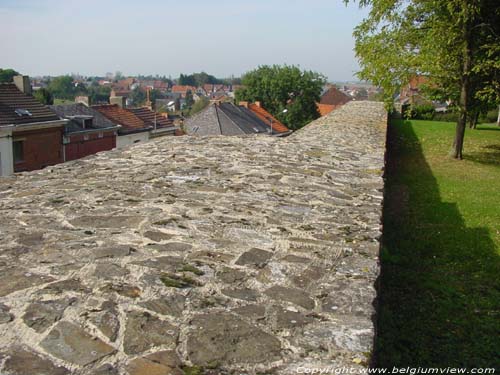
<box><xmin>92</xmin><ymin>104</ymin><xmax>151</xmax><ymax>148</ymax></box>
<box><xmin>184</xmin><ymin>101</ymin><xmax>291</xmax><ymax>137</ymax></box>
<box><xmin>140</xmin><ymin>80</ymin><xmax>169</xmax><ymax>93</ymax></box>
<box><xmin>171</xmin><ymin>85</ymin><xmax>197</xmax><ymax>98</ymax></box>
<box><xmin>0</xmin><ymin>77</ymin><xmax>67</xmax><ymax>176</ymax></box>
<box><xmin>319</xmin><ymin>87</ymin><xmax>352</xmax><ymax>108</ymax></box>
<box><xmin>128</xmin><ymin>107</ymin><xmax>178</xmax><ymax>138</ymax></box>
<box><xmin>317</xmin><ymin>87</ymin><xmax>352</xmax><ymax>116</ymax></box>
<box><xmin>49</xmin><ymin>103</ymin><xmax>120</xmax><ymax>161</ymax></box>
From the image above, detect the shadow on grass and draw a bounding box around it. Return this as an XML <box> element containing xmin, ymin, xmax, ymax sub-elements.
<box><xmin>464</xmin><ymin>144</ymin><xmax>500</xmax><ymax>167</ymax></box>
<box><xmin>475</xmin><ymin>126</ymin><xmax>500</xmax><ymax>131</ymax></box>
<box><xmin>375</xmin><ymin>120</ymin><xmax>499</xmax><ymax>368</ymax></box>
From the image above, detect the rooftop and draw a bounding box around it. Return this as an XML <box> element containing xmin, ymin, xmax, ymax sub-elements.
<box><xmin>0</xmin><ymin>101</ymin><xmax>387</xmax><ymax>374</ymax></box>
<box><xmin>92</xmin><ymin>104</ymin><xmax>151</xmax><ymax>134</ymax></box>
<box><xmin>129</xmin><ymin>107</ymin><xmax>175</xmax><ymax>130</ymax></box>
<box><xmin>320</xmin><ymin>87</ymin><xmax>352</xmax><ymax>107</ymax></box>
<box><xmin>185</xmin><ymin>102</ymin><xmax>290</xmax><ymax>136</ymax></box>
<box><xmin>0</xmin><ymin>83</ymin><xmax>60</xmax><ymax>127</ymax></box>
<box><xmin>49</xmin><ymin>103</ymin><xmax>118</xmax><ymax>133</ymax></box>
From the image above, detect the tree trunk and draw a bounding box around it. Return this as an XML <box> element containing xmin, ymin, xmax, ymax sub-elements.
<box><xmin>452</xmin><ymin>4</ymin><xmax>473</xmax><ymax>159</ymax></box>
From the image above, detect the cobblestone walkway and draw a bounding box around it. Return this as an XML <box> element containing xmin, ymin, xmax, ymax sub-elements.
<box><xmin>0</xmin><ymin>101</ymin><xmax>387</xmax><ymax>374</ymax></box>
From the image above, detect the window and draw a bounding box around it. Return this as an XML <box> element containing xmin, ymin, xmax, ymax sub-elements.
<box><xmin>83</xmin><ymin>118</ymin><xmax>93</xmax><ymax>128</ymax></box>
<box><xmin>13</xmin><ymin>140</ymin><xmax>24</xmax><ymax>163</ymax></box>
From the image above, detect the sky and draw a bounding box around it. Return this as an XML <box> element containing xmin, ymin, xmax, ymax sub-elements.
<box><xmin>0</xmin><ymin>0</ymin><xmax>369</xmax><ymax>81</ymax></box>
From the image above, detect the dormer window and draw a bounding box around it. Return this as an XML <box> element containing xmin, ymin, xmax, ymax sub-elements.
<box><xmin>15</xmin><ymin>109</ymin><xmax>32</xmax><ymax>117</ymax></box>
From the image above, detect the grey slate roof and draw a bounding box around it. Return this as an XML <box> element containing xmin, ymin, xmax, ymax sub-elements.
<box><xmin>184</xmin><ymin>103</ymin><xmax>282</xmax><ymax>136</ymax></box>
<box><xmin>49</xmin><ymin>104</ymin><xmax>118</xmax><ymax>133</ymax></box>
<box><xmin>0</xmin><ymin>83</ymin><xmax>60</xmax><ymax>126</ymax></box>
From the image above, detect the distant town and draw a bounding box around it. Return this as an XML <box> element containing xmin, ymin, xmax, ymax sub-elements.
<box><xmin>0</xmin><ymin>68</ymin><xmax>390</xmax><ymax>177</ymax></box>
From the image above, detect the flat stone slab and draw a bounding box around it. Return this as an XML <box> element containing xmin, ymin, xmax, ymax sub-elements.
<box><xmin>0</xmin><ymin>101</ymin><xmax>386</xmax><ymax>373</ymax></box>
<box><xmin>3</xmin><ymin>349</ymin><xmax>69</xmax><ymax>375</ymax></box>
<box><xmin>123</xmin><ymin>311</ymin><xmax>178</xmax><ymax>354</ymax></box>
<box><xmin>40</xmin><ymin>321</ymin><xmax>115</xmax><ymax>366</ymax></box>
<box><xmin>186</xmin><ymin>313</ymin><xmax>282</xmax><ymax>365</ymax></box>
<box><xmin>265</xmin><ymin>285</ymin><xmax>315</xmax><ymax>310</ymax></box>
<box><xmin>0</xmin><ymin>268</ymin><xmax>54</xmax><ymax>297</ymax></box>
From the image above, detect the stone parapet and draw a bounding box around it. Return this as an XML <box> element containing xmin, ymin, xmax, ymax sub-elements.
<box><xmin>0</xmin><ymin>101</ymin><xmax>387</xmax><ymax>374</ymax></box>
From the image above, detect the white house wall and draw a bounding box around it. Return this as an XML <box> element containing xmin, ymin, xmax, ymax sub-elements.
<box><xmin>116</xmin><ymin>132</ymin><xmax>150</xmax><ymax>149</ymax></box>
<box><xmin>0</xmin><ymin>128</ymin><xmax>14</xmax><ymax>176</ymax></box>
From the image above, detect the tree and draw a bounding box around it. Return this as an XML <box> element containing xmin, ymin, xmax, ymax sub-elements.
<box><xmin>188</xmin><ymin>96</ymin><xmax>210</xmax><ymax>116</ymax></box>
<box><xmin>346</xmin><ymin>0</ymin><xmax>500</xmax><ymax>159</ymax></box>
<box><xmin>129</xmin><ymin>87</ymin><xmax>146</xmax><ymax>106</ymax></box>
<box><xmin>178</xmin><ymin>72</ymin><xmax>221</xmax><ymax>87</ymax></box>
<box><xmin>185</xmin><ymin>90</ymin><xmax>194</xmax><ymax>109</ymax></box>
<box><xmin>0</xmin><ymin>68</ymin><xmax>19</xmax><ymax>83</ymax></box>
<box><xmin>236</xmin><ymin>65</ymin><xmax>326</xmax><ymax>130</ymax></box>
<box><xmin>33</xmin><ymin>88</ymin><xmax>54</xmax><ymax>105</ymax></box>
<box><xmin>47</xmin><ymin>76</ymin><xmax>76</xmax><ymax>100</ymax></box>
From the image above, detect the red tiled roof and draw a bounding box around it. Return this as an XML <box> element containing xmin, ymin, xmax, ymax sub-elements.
<box><xmin>316</xmin><ymin>103</ymin><xmax>336</xmax><ymax>116</ymax></box>
<box><xmin>320</xmin><ymin>87</ymin><xmax>351</xmax><ymax>106</ymax></box>
<box><xmin>247</xmin><ymin>103</ymin><xmax>289</xmax><ymax>133</ymax></box>
<box><xmin>172</xmin><ymin>85</ymin><xmax>196</xmax><ymax>93</ymax></box>
<box><xmin>129</xmin><ymin>107</ymin><xmax>174</xmax><ymax>129</ymax></box>
<box><xmin>92</xmin><ymin>104</ymin><xmax>149</xmax><ymax>133</ymax></box>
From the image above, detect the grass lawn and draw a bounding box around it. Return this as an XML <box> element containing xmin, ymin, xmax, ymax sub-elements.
<box><xmin>376</xmin><ymin>119</ymin><xmax>500</xmax><ymax>368</ymax></box>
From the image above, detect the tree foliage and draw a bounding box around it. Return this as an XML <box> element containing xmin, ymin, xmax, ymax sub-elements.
<box><xmin>0</xmin><ymin>68</ymin><xmax>19</xmax><ymax>83</ymax></box>
<box><xmin>178</xmin><ymin>72</ymin><xmax>221</xmax><ymax>87</ymax></box>
<box><xmin>47</xmin><ymin>76</ymin><xmax>76</xmax><ymax>100</ymax></box>
<box><xmin>33</xmin><ymin>88</ymin><xmax>54</xmax><ymax>105</ymax></box>
<box><xmin>346</xmin><ymin>0</ymin><xmax>500</xmax><ymax>158</ymax></box>
<box><xmin>185</xmin><ymin>90</ymin><xmax>194</xmax><ymax>109</ymax></box>
<box><xmin>236</xmin><ymin>65</ymin><xmax>326</xmax><ymax>130</ymax></box>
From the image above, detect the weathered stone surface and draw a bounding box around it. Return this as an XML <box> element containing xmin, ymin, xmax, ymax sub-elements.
<box><xmin>123</xmin><ymin>311</ymin><xmax>178</xmax><ymax>354</ymax></box>
<box><xmin>187</xmin><ymin>313</ymin><xmax>281</xmax><ymax>365</ymax></box>
<box><xmin>100</xmin><ymin>283</ymin><xmax>141</xmax><ymax>298</ymax></box>
<box><xmin>70</xmin><ymin>216</ymin><xmax>143</xmax><ymax>229</ymax></box>
<box><xmin>140</xmin><ymin>295</ymin><xmax>186</xmax><ymax>317</ymax></box>
<box><xmin>143</xmin><ymin>230</ymin><xmax>174</xmax><ymax>242</ymax></box>
<box><xmin>23</xmin><ymin>298</ymin><xmax>76</xmax><ymax>333</ymax></box>
<box><xmin>89</xmin><ymin>302</ymin><xmax>120</xmax><ymax>342</ymax></box>
<box><xmin>216</xmin><ymin>267</ymin><xmax>247</xmax><ymax>284</ymax></box>
<box><xmin>0</xmin><ymin>303</ymin><xmax>13</xmax><ymax>324</ymax></box>
<box><xmin>235</xmin><ymin>248</ymin><xmax>273</xmax><ymax>267</ymax></box>
<box><xmin>221</xmin><ymin>288</ymin><xmax>259</xmax><ymax>301</ymax></box>
<box><xmin>126</xmin><ymin>350</ymin><xmax>183</xmax><ymax>375</ymax></box>
<box><xmin>275</xmin><ymin>307</ymin><xmax>314</xmax><ymax>330</ymax></box>
<box><xmin>3</xmin><ymin>349</ymin><xmax>69</xmax><ymax>375</ymax></box>
<box><xmin>41</xmin><ymin>278</ymin><xmax>91</xmax><ymax>295</ymax></box>
<box><xmin>0</xmin><ymin>268</ymin><xmax>54</xmax><ymax>297</ymax></box>
<box><xmin>0</xmin><ymin>102</ymin><xmax>386</xmax><ymax>372</ymax></box>
<box><xmin>40</xmin><ymin>322</ymin><xmax>115</xmax><ymax>366</ymax></box>
<box><xmin>265</xmin><ymin>285</ymin><xmax>315</xmax><ymax>310</ymax></box>
<box><xmin>232</xmin><ymin>304</ymin><xmax>266</xmax><ymax>320</ymax></box>
<box><xmin>93</xmin><ymin>363</ymin><xmax>119</xmax><ymax>375</ymax></box>
<box><xmin>91</xmin><ymin>245</ymin><xmax>135</xmax><ymax>259</ymax></box>
<box><xmin>94</xmin><ymin>263</ymin><xmax>130</xmax><ymax>279</ymax></box>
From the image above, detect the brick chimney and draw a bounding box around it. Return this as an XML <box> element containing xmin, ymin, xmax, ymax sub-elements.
<box><xmin>13</xmin><ymin>75</ymin><xmax>32</xmax><ymax>95</ymax></box>
<box><xmin>254</xmin><ymin>101</ymin><xmax>262</xmax><ymax>108</ymax></box>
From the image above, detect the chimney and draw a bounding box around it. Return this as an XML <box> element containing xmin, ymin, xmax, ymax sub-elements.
<box><xmin>110</xmin><ymin>96</ymin><xmax>126</xmax><ymax>108</ymax></box>
<box><xmin>75</xmin><ymin>96</ymin><xmax>91</xmax><ymax>107</ymax></box>
<box><xmin>254</xmin><ymin>101</ymin><xmax>262</xmax><ymax>108</ymax></box>
<box><xmin>14</xmin><ymin>75</ymin><xmax>32</xmax><ymax>95</ymax></box>
<box><xmin>239</xmin><ymin>101</ymin><xmax>249</xmax><ymax>108</ymax></box>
